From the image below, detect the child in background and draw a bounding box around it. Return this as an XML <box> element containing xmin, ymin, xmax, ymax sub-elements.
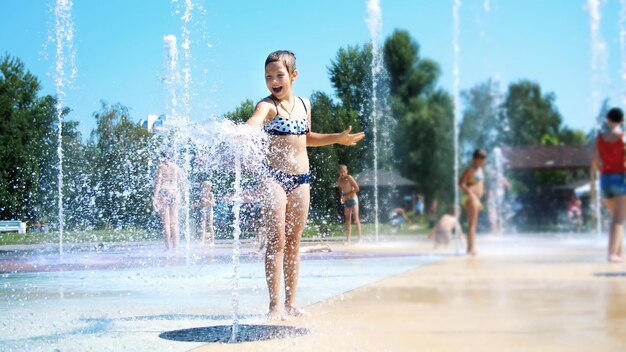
<box><xmin>153</xmin><ymin>151</ymin><xmax>185</xmax><ymax>250</ymax></box>
<box><xmin>337</xmin><ymin>164</ymin><xmax>362</xmax><ymax>243</ymax></box>
<box><xmin>593</xmin><ymin>107</ymin><xmax>626</xmax><ymax>263</ymax></box>
<box><xmin>245</xmin><ymin>50</ymin><xmax>364</xmax><ymax>319</ymax></box>
<box><xmin>429</xmin><ymin>213</ymin><xmax>464</xmax><ymax>249</ymax></box>
<box><xmin>197</xmin><ymin>181</ymin><xmax>216</xmax><ymax>246</ymax></box>
<box><xmin>458</xmin><ymin>149</ymin><xmax>487</xmax><ymax>256</ymax></box>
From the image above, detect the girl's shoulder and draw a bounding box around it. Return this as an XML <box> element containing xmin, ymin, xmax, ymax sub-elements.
<box><xmin>598</xmin><ymin>132</ymin><xmax>624</xmax><ymax>143</ymax></box>
<box><xmin>258</xmin><ymin>96</ymin><xmax>274</xmax><ymax>104</ymax></box>
<box><xmin>299</xmin><ymin>96</ymin><xmax>311</xmax><ymax>111</ymax></box>
<box><xmin>256</xmin><ymin>96</ymin><xmax>276</xmax><ymax>110</ymax></box>
<box><xmin>463</xmin><ymin>165</ymin><xmax>475</xmax><ymax>173</ymax></box>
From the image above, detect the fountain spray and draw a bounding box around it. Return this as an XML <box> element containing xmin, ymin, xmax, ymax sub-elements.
<box><xmin>179</xmin><ymin>0</ymin><xmax>193</xmax><ymax>252</ymax></box>
<box><xmin>588</xmin><ymin>0</ymin><xmax>607</xmax><ymax>238</ymax></box>
<box><xmin>452</xmin><ymin>0</ymin><xmax>462</xmax><ymax>254</ymax></box>
<box><xmin>366</xmin><ymin>0</ymin><xmax>382</xmax><ymax>241</ymax></box>
<box><xmin>54</xmin><ymin>0</ymin><xmax>77</xmax><ymax>256</ymax></box>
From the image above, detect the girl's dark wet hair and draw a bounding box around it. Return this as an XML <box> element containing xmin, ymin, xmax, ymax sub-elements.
<box><xmin>607</xmin><ymin>108</ymin><xmax>624</xmax><ymax>123</ymax></box>
<box><xmin>473</xmin><ymin>149</ymin><xmax>487</xmax><ymax>160</ymax></box>
<box><xmin>265</xmin><ymin>50</ymin><xmax>297</xmax><ymax>75</ymax></box>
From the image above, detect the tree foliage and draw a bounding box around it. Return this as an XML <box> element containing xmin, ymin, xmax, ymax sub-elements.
<box><xmin>384</xmin><ymin>30</ymin><xmax>455</xmax><ymax>210</ymax></box>
<box><xmin>498</xmin><ymin>80</ymin><xmax>563</xmax><ymax>146</ymax></box>
<box><xmin>307</xmin><ymin>91</ymin><xmax>363</xmax><ymax>221</ymax></box>
<box><xmin>89</xmin><ymin>102</ymin><xmax>155</xmax><ymax>229</ymax></box>
<box><xmin>0</xmin><ymin>55</ymin><xmax>59</xmax><ymax>221</ymax></box>
<box><xmin>459</xmin><ymin>79</ymin><xmax>501</xmax><ymax>159</ymax></box>
<box><xmin>223</xmin><ymin>99</ymin><xmax>255</xmax><ymax>124</ymax></box>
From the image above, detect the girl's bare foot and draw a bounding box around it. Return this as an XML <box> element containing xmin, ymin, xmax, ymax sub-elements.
<box><xmin>267</xmin><ymin>307</ymin><xmax>285</xmax><ymax>321</ymax></box>
<box><xmin>284</xmin><ymin>304</ymin><xmax>310</xmax><ymax>317</ymax></box>
<box><xmin>608</xmin><ymin>255</ymin><xmax>624</xmax><ymax>263</ymax></box>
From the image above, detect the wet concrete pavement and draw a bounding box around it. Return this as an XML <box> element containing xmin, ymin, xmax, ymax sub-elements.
<box><xmin>189</xmin><ymin>235</ymin><xmax>626</xmax><ymax>352</ymax></box>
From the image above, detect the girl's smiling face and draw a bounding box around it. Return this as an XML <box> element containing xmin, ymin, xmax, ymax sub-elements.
<box><xmin>265</xmin><ymin>61</ymin><xmax>296</xmax><ymax>99</ymax></box>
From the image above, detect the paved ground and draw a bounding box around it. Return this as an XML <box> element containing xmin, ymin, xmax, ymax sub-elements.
<box><xmin>189</xmin><ymin>235</ymin><xmax>626</xmax><ymax>352</ymax></box>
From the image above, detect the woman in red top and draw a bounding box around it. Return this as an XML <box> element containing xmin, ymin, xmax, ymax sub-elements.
<box><xmin>594</xmin><ymin>107</ymin><xmax>626</xmax><ymax>263</ymax></box>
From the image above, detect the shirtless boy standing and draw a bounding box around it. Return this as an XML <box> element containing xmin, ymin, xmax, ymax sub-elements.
<box><xmin>337</xmin><ymin>165</ymin><xmax>362</xmax><ymax>243</ymax></box>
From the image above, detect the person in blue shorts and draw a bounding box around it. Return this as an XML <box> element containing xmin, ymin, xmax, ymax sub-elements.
<box><xmin>338</xmin><ymin>165</ymin><xmax>362</xmax><ymax>243</ymax></box>
<box><xmin>593</xmin><ymin>107</ymin><xmax>626</xmax><ymax>262</ymax></box>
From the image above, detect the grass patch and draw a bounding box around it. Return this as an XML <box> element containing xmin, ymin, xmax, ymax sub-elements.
<box><xmin>0</xmin><ymin>229</ymin><xmax>159</xmax><ymax>246</ymax></box>
<box><xmin>302</xmin><ymin>222</ymin><xmax>430</xmax><ymax>239</ymax></box>
<box><xmin>0</xmin><ymin>222</ymin><xmax>431</xmax><ymax>246</ymax></box>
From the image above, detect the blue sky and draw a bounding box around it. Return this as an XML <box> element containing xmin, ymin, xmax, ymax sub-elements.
<box><xmin>1</xmin><ymin>0</ymin><xmax>624</xmax><ymax>138</ymax></box>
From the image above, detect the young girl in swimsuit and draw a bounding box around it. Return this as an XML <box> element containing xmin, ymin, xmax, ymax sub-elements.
<box><xmin>458</xmin><ymin>149</ymin><xmax>487</xmax><ymax>256</ymax></box>
<box><xmin>593</xmin><ymin>107</ymin><xmax>626</xmax><ymax>263</ymax></box>
<box><xmin>153</xmin><ymin>151</ymin><xmax>185</xmax><ymax>250</ymax></box>
<box><xmin>245</xmin><ymin>50</ymin><xmax>364</xmax><ymax>320</ymax></box>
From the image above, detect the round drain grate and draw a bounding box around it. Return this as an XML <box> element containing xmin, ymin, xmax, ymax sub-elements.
<box><xmin>594</xmin><ymin>272</ymin><xmax>626</xmax><ymax>277</ymax></box>
<box><xmin>159</xmin><ymin>324</ymin><xmax>310</xmax><ymax>343</ymax></box>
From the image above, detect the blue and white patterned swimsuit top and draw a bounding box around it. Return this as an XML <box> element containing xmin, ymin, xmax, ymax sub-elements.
<box><xmin>263</xmin><ymin>96</ymin><xmax>309</xmax><ymax>136</ymax></box>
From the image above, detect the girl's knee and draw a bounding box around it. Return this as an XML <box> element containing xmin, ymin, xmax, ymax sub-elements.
<box><xmin>267</xmin><ymin>235</ymin><xmax>286</xmax><ymax>252</ymax></box>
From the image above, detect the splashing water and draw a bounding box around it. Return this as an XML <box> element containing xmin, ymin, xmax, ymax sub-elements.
<box><xmin>163</xmin><ymin>35</ymin><xmax>179</xmax><ymax>123</ymax></box>
<box><xmin>230</xmin><ymin>151</ymin><xmax>242</xmax><ymax>342</ymax></box>
<box><xmin>587</xmin><ymin>0</ymin><xmax>608</xmax><ymax>116</ymax></box>
<box><xmin>179</xmin><ymin>0</ymin><xmax>194</xmax><ymax>252</ymax></box>
<box><xmin>490</xmin><ymin>147</ymin><xmax>514</xmax><ymax>233</ymax></box>
<box><xmin>587</xmin><ymin>0</ymin><xmax>606</xmax><ymax>238</ymax></box>
<box><xmin>188</xmin><ymin>121</ymin><xmax>267</xmax><ymax>343</ymax></box>
<box><xmin>366</xmin><ymin>0</ymin><xmax>382</xmax><ymax>241</ymax></box>
<box><xmin>162</xmin><ymin>34</ymin><xmax>194</xmax><ymax>250</ymax></box>
<box><xmin>165</xmin><ymin>3</ymin><xmax>259</xmax><ymax>337</ymax></box>
<box><xmin>452</xmin><ymin>0</ymin><xmax>462</xmax><ymax>253</ymax></box>
<box><xmin>54</xmin><ymin>0</ymin><xmax>77</xmax><ymax>256</ymax></box>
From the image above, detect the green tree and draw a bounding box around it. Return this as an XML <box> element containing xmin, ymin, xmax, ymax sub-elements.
<box><xmin>308</xmin><ymin>92</ymin><xmax>340</xmax><ymax>222</ymax></box>
<box><xmin>498</xmin><ymin>80</ymin><xmax>562</xmax><ymax>146</ymax></box>
<box><xmin>90</xmin><ymin>102</ymin><xmax>154</xmax><ymax>229</ymax></box>
<box><xmin>0</xmin><ymin>55</ymin><xmax>59</xmax><ymax>221</ymax></box>
<box><xmin>328</xmin><ymin>45</ymin><xmax>373</xmax><ymax>115</ymax></box>
<box><xmin>459</xmin><ymin>79</ymin><xmax>501</xmax><ymax>159</ymax></box>
<box><xmin>223</xmin><ymin>99</ymin><xmax>255</xmax><ymax>123</ymax></box>
<box><xmin>383</xmin><ymin>30</ymin><xmax>455</xmax><ymax>210</ymax></box>
<box><xmin>307</xmin><ymin>91</ymin><xmax>363</xmax><ymax>222</ymax></box>
<box><xmin>384</xmin><ymin>31</ymin><xmax>440</xmax><ymax>103</ymax></box>
<box><xmin>327</xmin><ymin>45</ymin><xmax>372</xmax><ymax>173</ymax></box>
<box><xmin>558</xmin><ymin>128</ymin><xmax>587</xmax><ymax>145</ymax></box>
<box><xmin>55</xmin><ymin>120</ymin><xmax>95</xmax><ymax>230</ymax></box>
<box><xmin>328</xmin><ymin>30</ymin><xmax>455</xmax><ymax>213</ymax></box>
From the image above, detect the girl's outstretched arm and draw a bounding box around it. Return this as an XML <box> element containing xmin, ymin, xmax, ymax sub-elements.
<box><xmin>245</xmin><ymin>100</ymin><xmax>272</xmax><ymax>127</ymax></box>
<box><xmin>303</xmin><ymin>97</ymin><xmax>365</xmax><ymax>147</ymax></box>
<box><xmin>307</xmin><ymin>126</ymin><xmax>365</xmax><ymax>147</ymax></box>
